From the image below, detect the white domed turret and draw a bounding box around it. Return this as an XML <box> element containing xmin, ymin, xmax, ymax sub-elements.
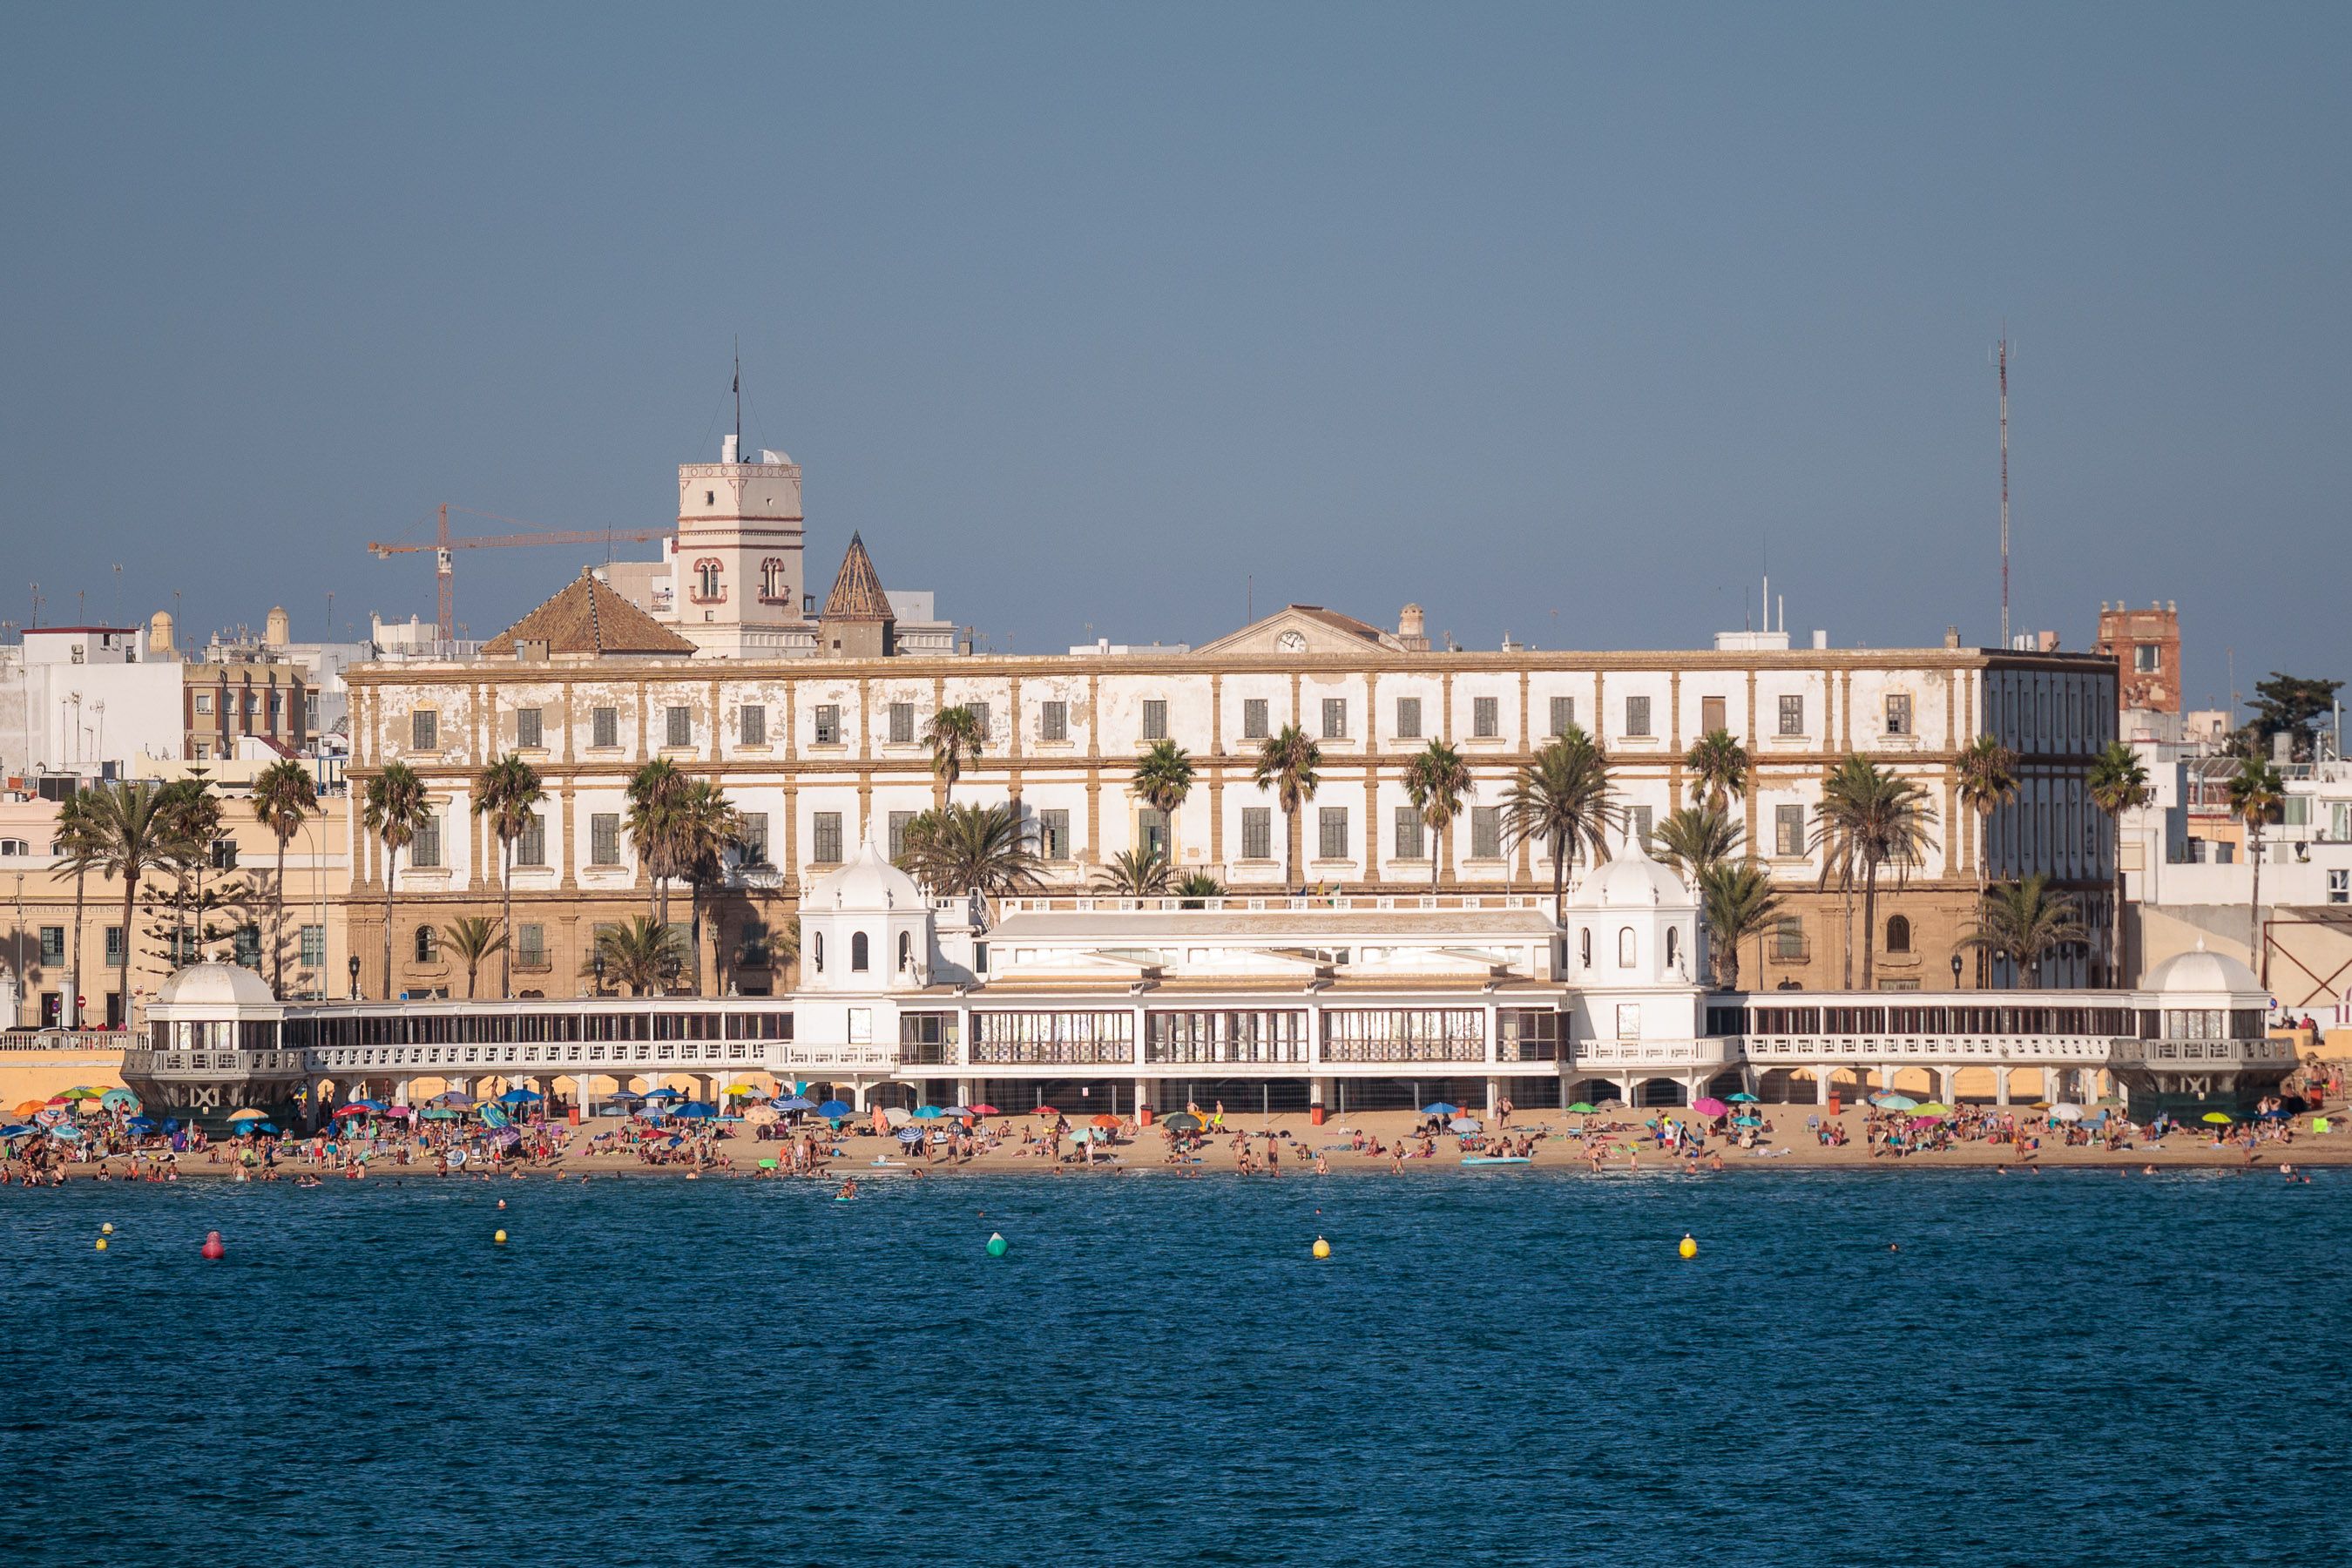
<box><xmin>1573</xmin><ymin>827</ymin><xmax>1694</xmax><ymax>912</ymax></box>
<box><xmin>797</xmin><ymin>820</ymin><xmax>933</xmax><ymax>993</ymax></box>
<box><xmin>147</xmin><ymin>609</ymin><xmax>177</xmax><ymax>658</ymax></box>
<box><xmin>1565</xmin><ymin>828</ymin><xmax>1700</xmax><ymax>985</ymax></box>
<box><xmin>154</xmin><ymin>962</ymin><xmax>277</xmax><ymax>1010</ymax></box>
<box><xmin>2143</xmin><ymin>938</ymin><xmax>2265</xmax><ymax>1002</ymax></box>
<box><xmin>265</xmin><ymin>605</ymin><xmax>292</xmax><ymax>645</ymax></box>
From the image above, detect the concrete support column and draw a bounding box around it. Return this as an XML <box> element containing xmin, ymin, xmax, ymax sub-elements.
<box><xmin>1815</xmin><ymin>1071</ymin><xmax>1833</xmax><ymax>1106</ymax></box>
<box><xmin>1484</xmin><ymin>1076</ymin><xmax>1502</xmax><ymax>1115</ymax></box>
<box><xmin>1995</xmin><ymin>1067</ymin><xmax>2011</xmax><ymax>1107</ymax></box>
<box><xmin>394</xmin><ymin>1078</ymin><xmax>411</xmax><ymax>1108</ymax></box>
<box><xmin>1616</xmin><ymin>1072</ymin><xmax>1637</xmax><ymax>1106</ymax></box>
<box><xmin>2041</xmin><ymin>1067</ymin><xmax>2061</xmax><ymax>1105</ymax></box>
<box><xmin>1937</xmin><ymin>1066</ymin><xmax>1958</xmax><ymax>1105</ymax></box>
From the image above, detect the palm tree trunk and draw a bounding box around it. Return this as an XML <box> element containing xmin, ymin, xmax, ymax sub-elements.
<box><xmin>382</xmin><ymin>849</ymin><xmax>395</xmax><ymax>1001</ymax></box>
<box><xmin>68</xmin><ymin>865</ymin><xmax>86</xmax><ymax>1030</ymax></box>
<box><xmin>1840</xmin><ymin>874</ymin><xmax>1854</xmax><ymax>990</ymax></box>
<box><xmin>2249</xmin><ymin>828</ymin><xmax>2264</xmax><ymax>983</ymax></box>
<box><xmin>1551</xmin><ymin>828</ymin><xmax>1567</xmax><ymax>925</ymax></box>
<box><xmin>1285</xmin><ymin>808</ymin><xmax>1298</xmax><ymax>893</ymax></box>
<box><xmin>118</xmin><ymin>873</ymin><xmax>138</xmax><ymax>1025</ymax></box>
<box><xmin>499</xmin><ymin>837</ymin><xmax>514</xmax><ymax>999</ymax></box>
<box><xmin>2112</xmin><ymin>862</ymin><xmax>2126</xmax><ymax>988</ymax></box>
<box><xmin>1430</xmin><ymin>814</ymin><xmax>1442</xmax><ymax>896</ymax></box>
<box><xmin>273</xmin><ymin>837</ymin><xmax>288</xmax><ymax>997</ymax></box>
<box><xmin>1861</xmin><ymin>859</ymin><xmax>1879</xmax><ymax>990</ymax></box>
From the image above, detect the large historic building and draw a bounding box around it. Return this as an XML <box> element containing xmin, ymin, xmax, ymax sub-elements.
<box><xmin>330</xmin><ymin>445</ymin><xmax>2121</xmax><ymax>1005</ymax></box>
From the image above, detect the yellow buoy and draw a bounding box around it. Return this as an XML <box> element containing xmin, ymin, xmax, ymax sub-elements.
<box><xmin>95</xmin><ymin>1238</ymin><xmax>108</xmax><ymax>1252</ymax></box>
<box><xmin>494</xmin><ymin>1229</ymin><xmax>508</xmax><ymax>1245</ymax></box>
<box><xmin>1678</xmin><ymin>1233</ymin><xmax>1698</xmax><ymax>1260</ymax></box>
<box><xmin>1312</xmin><ymin>1235</ymin><xmax>1332</xmax><ymax>1260</ymax></box>
<box><xmin>100</xmin><ymin>1222</ymin><xmax>114</xmax><ymax>1235</ymax></box>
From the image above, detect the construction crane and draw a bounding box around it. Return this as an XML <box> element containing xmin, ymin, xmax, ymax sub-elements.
<box><xmin>368</xmin><ymin>504</ymin><xmax>673</xmax><ymax>645</ymax></box>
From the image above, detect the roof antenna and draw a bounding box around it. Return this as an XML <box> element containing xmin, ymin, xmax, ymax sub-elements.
<box><xmin>733</xmin><ymin>337</ymin><xmax>742</xmax><ymax>454</ymax></box>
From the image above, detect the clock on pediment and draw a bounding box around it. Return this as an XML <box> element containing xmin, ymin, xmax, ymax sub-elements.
<box><xmin>1277</xmin><ymin>630</ymin><xmax>1308</xmax><ymax>653</ymax></box>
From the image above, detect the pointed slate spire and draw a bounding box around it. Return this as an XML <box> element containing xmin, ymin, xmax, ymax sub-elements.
<box><xmin>821</xmin><ymin>531</ymin><xmax>894</xmax><ymax>621</ymax></box>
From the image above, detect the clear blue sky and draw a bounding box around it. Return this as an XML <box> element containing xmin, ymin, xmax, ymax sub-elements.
<box><xmin>4</xmin><ymin>3</ymin><xmax>2345</xmax><ymax>710</ymax></box>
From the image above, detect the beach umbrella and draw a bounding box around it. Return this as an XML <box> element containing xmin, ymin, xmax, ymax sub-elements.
<box><xmin>882</xmin><ymin>1106</ymin><xmax>914</xmax><ymax>1127</ymax></box>
<box><xmin>741</xmin><ymin>1105</ymin><xmax>780</xmax><ymax>1127</ymax></box>
<box><xmin>1565</xmin><ymin>1102</ymin><xmax>1599</xmax><ymax>1115</ymax></box>
<box><xmin>0</xmin><ymin>1124</ymin><xmax>32</xmax><ymax>1138</ymax></box>
<box><xmin>1448</xmin><ymin>1117</ymin><xmax>1481</xmax><ymax>1133</ymax></box>
<box><xmin>1693</xmin><ymin>1097</ymin><xmax>1728</xmax><ymax>1118</ymax></box>
<box><xmin>124</xmin><ymin>1117</ymin><xmax>157</xmax><ymax>1132</ymax></box>
<box><xmin>331</xmin><ymin>1105</ymin><xmax>374</xmax><ymax>1119</ymax></box>
<box><xmin>100</xmin><ymin>1088</ymin><xmax>140</xmax><ymax>1112</ymax></box>
<box><xmin>895</xmin><ymin>1127</ymin><xmax>924</xmax><ymax>1145</ymax></box>
<box><xmin>724</xmin><ymin>1085</ymin><xmax>767</xmax><ymax>1099</ymax></box>
<box><xmin>913</xmin><ymin>1105</ymin><xmax>943</xmax><ymax>1119</ymax></box>
<box><xmin>498</xmin><ymin>1089</ymin><xmax>542</xmax><ymax>1105</ymax></box>
<box><xmin>1732</xmin><ymin>1114</ymin><xmax>1762</xmax><ymax>1127</ymax></box>
<box><xmin>672</xmin><ymin>1103</ymin><xmax>717</xmax><ymax>1120</ymax></box>
<box><xmin>1872</xmin><ymin>1094</ymin><xmax>1918</xmax><ymax>1112</ymax></box>
<box><xmin>1162</xmin><ymin>1112</ymin><xmax>1205</xmax><ymax>1132</ymax></box>
<box><xmin>1910</xmin><ymin>1103</ymin><xmax>1952</xmax><ymax>1117</ymax></box>
<box><xmin>2201</xmin><ymin>1112</ymin><xmax>2234</xmax><ymax>1125</ymax></box>
<box><xmin>62</xmin><ymin>1086</ymin><xmax>101</xmax><ymax>1101</ymax></box>
<box><xmin>2259</xmin><ymin>1107</ymin><xmax>2290</xmax><ymax>1120</ymax></box>
<box><xmin>51</xmin><ymin>1125</ymin><xmax>84</xmax><ymax>1141</ymax></box>
<box><xmin>941</xmin><ymin>1105</ymin><xmax>974</xmax><ymax>1119</ymax></box>
<box><xmin>421</xmin><ymin>1107</ymin><xmax>460</xmax><ymax>1120</ymax></box>
<box><xmin>2049</xmin><ymin>1102</ymin><xmax>2084</xmax><ymax>1121</ymax></box>
<box><xmin>11</xmin><ymin>1100</ymin><xmax>44</xmax><ymax>1118</ymax></box>
<box><xmin>1032</xmin><ymin>1105</ymin><xmax>1061</xmax><ymax>1118</ymax></box>
<box><xmin>1726</xmin><ymin>1092</ymin><xmax>1759</xmax><ymax>1103</ymax></box>
<box><xmin>817</xmin><ymin>1099</ymin><xmax>853</xmax><ymax>1119</ymax></box>
<box><xmin>1423</xmin><ymin>1102</ymin><xmax>1461</xmax><ymax>1117</ymax></box>
<box><xmin>226</xmin><ymin>1108</ymin><xmax>267</xmax><ymax>1122</ymax></box>
<box><xmin>1092</xmin><ymin>1114</ymin><xmax>1121</xmax><ymax>1130</ymax></box>
<box><xmin>776</xmin><ymin>1096</ymin><xmax>816</xmax><ymax>1112</ymax></box>
<box><xmin>643</xmin><ymin>1086</ymin><xmax>684</xmax><ymax>1102</ymax></box>
<box><xmin>970</xmin><ymin>1104</ymin><xmax>1002</xmax><ymax>1116</ymax></box>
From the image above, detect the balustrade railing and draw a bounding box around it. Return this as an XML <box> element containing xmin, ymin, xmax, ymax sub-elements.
<box><xmin>0</xmin><ymin>1029</ymin><xmax>127</xmax><ymax>1053</ymax></box>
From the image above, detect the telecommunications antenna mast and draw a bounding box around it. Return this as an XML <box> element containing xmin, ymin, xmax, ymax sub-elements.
<box><xmin>1995</xmin><ymin>332</ymin><xmax>2012</xmax><ymax>649</ymax></box>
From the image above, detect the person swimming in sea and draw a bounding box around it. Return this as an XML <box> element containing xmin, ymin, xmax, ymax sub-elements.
<box><xmin>835</xmin><ymin>1177</ymin><xmax>858</xmax><ymax>1200</ymax></box>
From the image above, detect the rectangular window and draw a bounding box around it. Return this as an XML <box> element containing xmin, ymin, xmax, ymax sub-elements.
<box><xmin>591</xmin><ymin>814</ymin><xmax>620</xmax><ymax>865</ymax></box>
<box><xmin>738</xmin><ymin>812</ymin><xmax>769</xmax><ymax>865</ymax></box>
<box><xmin>410</xmin><ymin>814</ymin><xmax>443</xmax><ymax>868</ymax></box>
<box><xmin>209</xmin><ymin>838</ymin><xmax>237</xmax><ymax>871</ymax></box>
<box><xmin>516</xmin><ymin>813</ymin><xmax>547</xmax><ymax>867</ymax></box>
<box><xmin>1396</xmin><ymin>697</ymin><xmax>1423</xmax><ymax>740</ymax></box>
<box><xmin>1549</xmin><ymin>695</ymin><xmax>1576</xmax><ymax>736</ymax></box>
<box><xmin>888</xmin><ymin>701</ymin><xmax>915</xmax><ymax>744</ymax></box>
<box><xmin>888</xmin><ymin>810</ymin><xmax>916</xmax><ymax>860</ymax></box>
<box><xmin>1140</xmin><ymin>808</ymin><xmax>1169</xmax><ymax>860</ymax></box>
<box><xmin>105</xmin><ymin>926</ymin><xmax>124</xmax><ymax>963</ymax></box>
<box><xmin>1242</xmin><ymin>699</ymin><xmax>1270</xmax><ymax>740</ymax></box>
<box><xmin>814</xmin><ymin>705</ymin><xmax>841</xmax><ymax>746</ymax></box>
<box><xmin>411</xmin><ymin>710</ymin><xmax>437</xmax><ymax>749</ymax></box>
<box><xmin>1142</xmin><ymin>699</ymin><xmax>1168</xmax><ymax>741</ymax></box>
<box><xmin>1321</xmin><ymin>699</ymin><xmax>1348</xmax><ymax>740</ymax></box>
<box><xmin>1241</xmin><ymin>806</ymin><xmax>1273</xmax><ymax>861</ymax></box>
<box><xmin>39</xmin><ymin>926</ymin><xmax>64</xmax><ymax>964</ymax></box>
<box><xmin>517</xmin><ymin>924</ymin><xmax>547</xmax><ymax>966</ymax></box>
<box><xmin>813</xmin><ymin>811</ymin><xmax>843</xmax><ymax>865</ymax></box>
<box><xmin>233</xmin><ymin>925</ymin><xmax>260</xmax><ymax>968</ymax></box>
<box><xmin>666</xmin><ymin>706</ymin><xmax>693</xmax><ymax>747</ymax></box>
<box><xmin>1885</xmin><ymin>693</ymin><xmax>1913</xmax><ymax>737</ymax></box>
<box><xmin>1317</xmin><ymin>807</ymin><xmax>1348</xmax><ymax>860</ymax></box>
<box><xmin>1394</xmin><ymin>805</ymin><xmax>1425</xmax><ymax>860</ymax></box>
<box><xmin>1473</xmin><ymin>696</ymin><xmax>1500</xmax><ymax>739</ymax></box>
<box><xmin>2329</xmin><ymin>868</ymin><xmax>2349</xmax><ymax>905</ymax></box>
<box><xmin>1774</xmin><ymin>916</ymin><xmax>1804</xmax><ymax>959</ymax></box>
<box><xmin>516</xmin><ymin>706</ymin><xmax>543</xmax><ymax>749</ymax></box>
<box><xmin>194</xmin><ymin>693</ymin><xmax>212</xmax><ymax>715</ymax></box>
<box><xmin>300</xmin><ymin>924</ymin><xmax>326</xmax><ymax>968</ymax></box>
<box><xmin>1624</xmin><ymin>695</ymin><xmax>1651</xmax><ymax>737</ymax></box>
<box><xmin>1471</xmin><ymin>806</ymin><xmax>1502</xmax><ymax>859</ymax></box>
<box><xmin>591</xmin><ymin>706</ymin><xmax>618</xmax><ymax>748</ymax></box>
<box><xmin>1039</xmin><ymin>700</ymin><xmax>1068</xmax><ymax>742</ymax></box>
<box><xmin>740</xmin><ymin>704</ymin><xmax>767</xmax><ymax>746</ymax></box>
<box><xmin>2134</xmin><ymin>645</ymin><xmax>2161</xmax><ymax>672</ymax></box>
<box><xmin>1775</xmin><ymin>803</ymin><xmax>1805</xmax><ymax>857</ymax></box>
<box><xmin>963</xmin><ymin>701</ymin><xmax>990</xmax><ymax>739</ymax></box>
<box><xmin>305</xmin><ymin>693</ymin><xmax>321</xmax><ymax>731</ymax></box>
<box><xmin>1039</xmin><ymin>808</ymin><xmax>1070</xmax><ymax>861</ymax></box>
<box><xmin>1778</xmin><ymin>694</ymin><xmax>1804</xmax><ymax>736</ymax></box>
<box><xmin>1631</xmin><ymin>804</ymin><xmax>1653</xmax><ymax>848</ymax></box>
<box><xmin>1700</xmin><ymin>695</ymin><xmax>1727</xmax><ymax>734</ymax></box>
<box><xmin>268</xmin><ymin>691</ymin><xmax>284</xmax><ymax>725</ymax></box>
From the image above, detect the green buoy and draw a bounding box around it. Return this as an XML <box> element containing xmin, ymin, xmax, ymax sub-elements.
<box><xmin>985</xmin><ymin>1232</ymin><xmax>1008</xmax><ymax>1257</ymax></box>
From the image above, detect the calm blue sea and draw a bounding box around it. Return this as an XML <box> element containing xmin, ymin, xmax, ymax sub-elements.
<box><xmin>1</xmin><ymin>1168</ymin><xmax>2342</xmax><ymax>1566</ymax></box>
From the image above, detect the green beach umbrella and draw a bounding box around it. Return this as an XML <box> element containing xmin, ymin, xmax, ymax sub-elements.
<box><xmin>1565</xmin><ymin>1102</ymin><xmax>1599</xmax><ymax>1115</ymax></box>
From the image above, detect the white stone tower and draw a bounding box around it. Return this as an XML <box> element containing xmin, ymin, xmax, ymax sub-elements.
<box><xmin>671</xmin><ymin>433</ymin><xmax>807</xmax><ymax>657</ymax></box>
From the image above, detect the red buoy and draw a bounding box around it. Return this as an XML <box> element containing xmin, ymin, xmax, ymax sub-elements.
<box><xmin>200</xmin><ymin>1230</ymin><xmax>225</xmax><ymax>1260</ymax></box>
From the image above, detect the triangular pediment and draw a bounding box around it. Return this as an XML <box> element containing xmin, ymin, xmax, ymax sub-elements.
<box><xmin>1193</xmin><ymin>605</ymin><xmax>1406</xmax><ymax>659</ymax></box>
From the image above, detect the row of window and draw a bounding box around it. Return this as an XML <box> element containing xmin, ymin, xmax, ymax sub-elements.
<box><xmin>1724</xmin><ymin>1004</ymin><xmax>2253</xmax><ymax>1040</ymax></box>
<box><xmin>24</xmin><ymin>925</ymin><xmax>328</xmax><ymax>968</ymax></box>
<box><xmin>409</xmin><ymin>690</ymin><xmax>1915</xmax><ymax>755</ymax></box>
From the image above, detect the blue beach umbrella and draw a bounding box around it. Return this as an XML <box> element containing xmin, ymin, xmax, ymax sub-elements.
<box><xmin>672</xmin><ymin>1103</ymin><xmax>717</xmax><ymax>1119</ymax></box>
<box><xmin>643</xmin><ymin>1087</ymin><xmax>684</xmax><ymax>1102</ymax></box>
<box><xmin>0</xmin><ymin>1124</ymin><xmax>33</xmax><ymax>1138</ymax></box>
<box><xmin>1423</xmin><ymin>1102</ymin><xmax>1461</xmax><ymax>1117</ymax></box>
<box><xmin>913</xmin><ymin>1105</ymin><xmax>943</xmax><ymax>1119</ymax></box>
<box><xmin>499</xmin><ymin>1089</ymin><xmax>543</xmax><ymax>1105</ymax></box>
<box><xmin>775</xmin><ymin>1097</ymin><xmax>816</xmax><ymax>1112</ymax></box>
<box><xmin>817</xmin><ymin>1100</ymin><xmax>853</xmax><ymax>1119</ymax></box>
<box><xmin>895</xmin><ymin>1127</ymin><xmax>924</xmax><ymax>1145</ymax></box>
<box><xmin>125</xmin><ymin>1117</ymin><xmax>158</xmax><ymax>1132</ymax></box>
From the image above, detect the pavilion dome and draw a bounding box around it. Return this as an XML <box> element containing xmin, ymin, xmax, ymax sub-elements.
<box><xmin>1571</xmin><ymin>828</ymin><xmax>1692</xmax><ymax>911</ymax></box>
<box><xmin>2144</xmin><ymin>940</ymin><xmax>2264</xmax><ymax>998</ymax></box>
<box><xmin>154</xmin><ymin>963</ymin><xmax>276</xmax><ymax>1009</ymax></box>
<box><xmin>804</xmin><ymin>821</ymin><xmax>923</xmax><ymax>913</ymax></box>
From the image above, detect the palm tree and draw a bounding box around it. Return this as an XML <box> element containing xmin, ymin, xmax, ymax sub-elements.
<box><xmin>1402</xmin><ymin>740</ymin><xmax>1470</xmax><ymax>893</ymax></box>
<box><xmin>673</xmin><ymin>779</ymin><xmax>744</xmax><ymax>995</ymax></box>
<box><xmin>156</xmin><ymin>774</ymin><xmax>225</xmax><ymax>964</ymax></box>
<box><xmin>1955</xmin><ymin>735</ymin><xmax>2021</xmax><ymax>896</ymax></box>
<box><xmin>1653</xmin><ymin>804</ymin><xmax>1742</xmax><ymax>883</ymax></box>
<box><xmin>625</xmin><ymin>758</ymin><xmax>689</xmax><ymax>924</ymax></box>
<box><xmin>1252</xmin><ymin>726</ymin><xmax>1321</xmax><ymax>891</ymax></box>
<box><xmin>1130</xmin><ymin>740</ymin><xmax>1194</xmax><ymax>867</ymax></box>
<box><xmin>362</xmin><ymin>761</ymin><xmax>431</xmax><ymax>1000</ymax></box>
<box><xmin>2227</xmin><ymin>757</ymin><xmax>2285</xmax><ymax>983</ymax></box>
<box><xmin>1699</xmin><ymin>860</ymin><xmax>1783</xmax><ymax>990</ymax></box>
<box><xmin>1092</xmin><ymin>848</ymin><xmax>1173</xmax><ymax>896</ymax></box>
<box><xmin>51</xmin><ymin>791</ymin><xmax>103</xmax><ymax>1027</ymax></box>
<box><xmin>923</xmin><ymin>705</ymin><xmax>986</xmax><ymax>807</ymax></box>
<box><xmin>585</xmin><ymin>915</ymin><xmax>686</xmax><ymax>997</ymax></box>
<box><xmin>472</xmin><ymin>753</ymin><xmax>544</xmax><ymax>999</ymax></box>
<box><xmin>82</xmin><ymin>780</ymin><xmax>193</xmax><ymax>1009</ymax></box>
<box><xmin>1963</xmin><ymin>875</ymin><xmax>2088</xmax><ymax>986</ymax></box>
<box><xmin>1813</xmin><ymin>755</ymin><xmax>1936</xmax><ymax>990</ymax></box>
<box><xmin>1174</xmin><ymin>872</ymin><xmax>1226</xmax><ymax>908</ymax></box>
<box><xmin>1685</xmin><ymin>728</ymin><xmax>1749</xmax><ymax>812</ymax></box>
<box><xmin>1498</xmin><ymin>727</ymin><xmax>1618</xmax><ymax>924</ymax></box>
<box><xmin>439</xmin><ymin>916</ymin><xmax>509</xmax><ymax>999</ymax></box>
<box><xmin>2085</xmin><ymin>741</ymin><xmax>2153</xmax><ymax>985</ymax></box>
<box><xmin>250</xmin><ymin>758</ymin><xmax>317</xmax><ymax>997</ymax></box>
<box><xmin>896</xmin><ymin>802</ymin><xmax>1044</xmax><ymax>900</ymax></box>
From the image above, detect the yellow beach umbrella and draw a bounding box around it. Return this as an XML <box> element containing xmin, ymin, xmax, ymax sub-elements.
<box><xmin>2200</xmin><ymin>1112</ymin><xmax>2233</xmax><ymax>1125</ymax></box>
<box><xmin>1911</xmin><ymin>1103</ymin><xmax>1952</xmax><ymax>1117</ymax></box>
